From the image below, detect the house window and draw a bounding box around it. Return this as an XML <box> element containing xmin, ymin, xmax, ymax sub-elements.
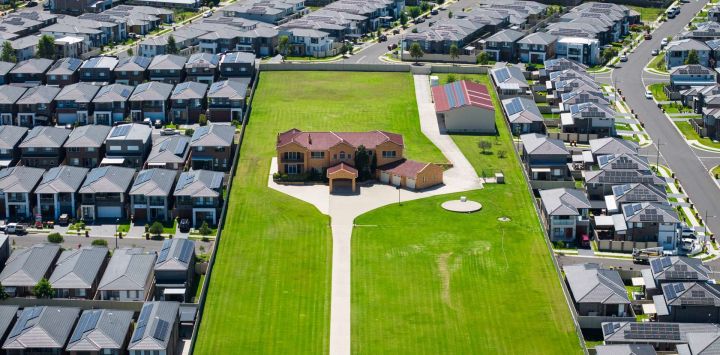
<box><xmin>382</xmin><ymin>151</ymin><xmax>396</xmax><ymax>158</ymax></box>
<box><xmin>339</xmin><ymin>152</ymin><xmax>346</xmax><ymax>159</ymax></box>
<box><xmin>128</xmin><ymin>146</ymin><xmax>139</xmax><ymax>151</ymax></box>
<box><xmin>109</xmin><ymin>145</ymin><xmax>121</xmax><ymax>151</ymax></box>
<box><xmin>311</xmin><ymin>152</ymin><xmax>324</xmax><ymax>159</ymax></box>
<box><xmin>196</xmin><ymin>146</ymin><xmax>204</xmax><ymax>152</ymax></box>
<box><xmin>87</xmin><ymin>147</ymin><xmax>95</xmax><ymax>152</ymax></box>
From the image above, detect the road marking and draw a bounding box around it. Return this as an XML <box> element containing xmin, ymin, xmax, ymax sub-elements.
<box><xmin>355</xmin><ymin>55</ymin><xmax>367</xmax><ymax>63</ymax></box>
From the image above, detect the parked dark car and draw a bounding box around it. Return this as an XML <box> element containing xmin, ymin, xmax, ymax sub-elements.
<box><xmin>179</xmin><ymin>218</ymin><xmax>190</xmax><ymax>232</ymax></box>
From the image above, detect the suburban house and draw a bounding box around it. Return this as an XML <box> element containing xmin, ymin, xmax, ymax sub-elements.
<box><xmin>190</xmin><ymin>123</ymin><xmax>235</xmax><ymax>171</ymax></box>
<box><xmin>559</xmin><ymin>90</ymin><xmax>610</xmax><ymax>111</ymax></box>
<box><xmin>185</xmin><ymin>52</ymin><xmax>219</xmax><ymax>84</ymax></box>
<box><xmin>173</xmin><ymin>169</ymin><xmax>224</xmax><ymax>227</ymax></box>
<box><xmin>490</xmin><ymin>66</ymin><xmax>531</xmax><ymax>99</ymax></box>
<box><xmin>0</xmin><ymin>306</ymin><xmax>18</xmax><ymax>349</ymax></box>
<box><xmin>0</xmin><ymin>62</ymin><xmax>15</xmax><ymax>85</ymax></box>
<box><xmin>79</xmin><ymin>56</ymin><xmax>119</xmax><ymax>84</ymax></box>
<box><xmin>519</xmin><ymin>133</ymin><xmax>571</xmax><ymax>181</ymax></box>
<box><xmin>605</xmin><ymin>183</ymin><xmax>668</xmax><ymax>214</ymax></box>
<box><xmin>154</xmin><ymin>238</ymin><xmax>196</xmax><ymax>302</ymax></box>
<box><xmin>219</xmin><ymin>51</ymin><xmax>255</xmax><ymax>78</ymax></box>
<box><xmin>431</xmin><ymin>80</ymin><xmax>496</xmax><ymax>134</ymax></box>
<box><xmin>0</xmin><ymin>166</ymin><xmax>44</xmax><ymax>219</ymax></box>
<box><xmin>148</xmin><ymin>54</ymin><xmax>187</xmax><ymax>84</ymax></box>
<box><xmin>49</xmin><ymin>246</ymin><xmax>108</xmax><ymax>299</ymax></box>
<box><xmin>129</xmin><ymin>81</ymin><xmax>174</xmax><ymax>122</ymax></box>
<box><xmin>19</xmin><ymin>126</ymin><xmax>70</xmax><ymax>170</ymax></box>
<box><xmin>0</xmin><ymin>243</ymin><xmax>61</xmax><ymax>297</ymax></box>
<box><xmin>560</xmin><ymin>102</ymin><xmax>616</xmax><ymax>137</ymax></box>
<box><xmin>8</xmin><ymin>58</ymin><xmax>53</xmax><ymax>85</ymax></box>
<box><xmin>664</xmin><ymin>39</ymin><xmax>711</xmax><ymax>69</ymax></box>
<box><xmin>621</xmin><ymin>202</ymin><xmax>681</xmax><ymax>249</ymax></box>
<box><xmin>517</xmin><ymin>32</ymin><xmax>557</xmax><ymax>64</ymax></box>
<box><xmin>78</xmin><ymin>166</ymin><xmax>136</xmax><ymax>221</ymax></box>
<box><xmin>146</xmin><ymin>135</ymin><xmax>190</xmax><ymax>170</ymax></box>
<box><xmin>65</xmin><ymin>309</ymin><xmax>133</xmax><ymax>354</ymax></box>
<box><xmin>564</xmin><ymin>263</ymin><xmax>633</xmax><ymax>320</ymax></box>
<box><xmin>544</xmin><ymin>57</ymin><xmax>589</xmax><ymax>74</ymax></box>
<box><xmin>539</xmin><ymin>188</ymin><xmax>591</xmax><ymax>243</ymax></box>
<box><xmin>64</xmin><ymin>124</ymin><xmax>112</xmax><ymax>169</ymax></box>
<box><xmin>129</xmin><ymin>168</ymin><xmax>178</xmax><ymax>222</ymax></box>
<box><xmin>170</xmin><ymin>81</ymin><xmax>208</xmax><ymax>124</ymax></box>
<box><xmin>669</xmin><ymin>64</ymin><xmax>717</xmax><ymax>88</ymax></box>
<box><xmin>0</xmin><ymin>125</ymin><xmax>27</xmax><ymax>167</ymax></box>
<box><xmin>2</xmin><ymin>306</ymin><xmax>79</xmax><ymax>354</ymax></box>
<box><xmin>643</xmin><ymin>256</ymin><xmax>712</xmax><ymax>293</ymax></box>
<box><xmin>0</xmin><ymin>85</ymin><xmax>26</xmax><ymax>125</ymax></box>
<box><xmin>555</xmin><ymin>37</ymin><xmax>600</xmax><ymax>66</ymax></box>
<box><xmin>207</xmin><ymin>79</ymin><xmax>249</xmax><ymax>122</ymax></box>
<box><xmin>502</xmin><ymin>96</ymin><xmax>545</xmax><ymax>135</ymax></box>
<box><xmin>35</xmin><ymin>165</ymin><xmax>88</xmax><ymax>220</ymax></box>
<box><xmin>55</xmin><ymin>82</ymin><xmax>100</xmax><ymax>125</ymax></box>
<box><xmin>654</xmin><ymin>282</ymin><xmax>720</xmax><ymax>323</ymax></box>
<box><xmin>127</xmin><ymin>301</ymin><xmax>180</xmax><ymax>355</ymax></box>
<box><xmin>114</xmin><ymin>55</ymin><xmax>151</xmax><ymax>86</ymax></box>
<box><xmin>104</xmin><ymin>123</ymin><xmax>152</xmax><ymax>169</ymax></box>
<box><xmin>45</xmin><ymin>57</ymin><xmax>82</xmax><ymax>86</ymax></box>
<box><xmin>92</xmin><ymin>83</ymin><xmax>133</xmax><ymax>125</ymax></box>
<box><xmin>97</xmin><ymin>247</ymin><xmax>156</xmax><ymax>301</ymax></box>
<box><xmin>15</xmin><ymin>85</ymin><xmax>61</xmax><ymax>127</ymax></box>
<box><xmin>584</xmin><ymin>154</ymin><xmax>665</xmax><ymax>199</ymax></box>
<box><xmin>594</xmin><ymin>344</ymin><xmax>657</xmax><ymax>355</ymax></box>
<box><xmin>589</xmin><ymin>137</ymin><xmax>639</xmax><ymax>161</ymax></box>
<box><xmin>483</xmin><ymin>29</ymin><xmax>523</xmax><ymax>62</ymax></box>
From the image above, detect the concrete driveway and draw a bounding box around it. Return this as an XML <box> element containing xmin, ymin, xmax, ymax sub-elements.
<box><xmin>267</xmin><ymin>75</ymin><xmax>483</xmax><ymax>355</ymax></box>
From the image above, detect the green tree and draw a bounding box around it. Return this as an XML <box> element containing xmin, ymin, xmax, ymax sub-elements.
<box><xmin>127</xmin><ymin>47</ymin><xmax>134</xmax><ymax>56</ymax></box>
<box><xmin>36</xmin><ymin>35</ymin><xmax>55</xmax><ymax>59</ymax></box>
<box><xmin>399</xmin><ymin>12</ymin><xmax>408</xmax><ymax>26</ymax></box>
<box><xmin>685</xmin><ymin>49</ymin><xmax>700</xmax><ymax>65</ymax></box>
<box><xmin>185</xmin><ymin>128</ymin><xmax>195</xmax><ymax>136</ymax></box>
<box><xmin>601</xmin><ymin>47</ymin><xmax>618</xmax><ymax>64</ymax></box>
<box><xmin>478</xmin><ymin>140</ymin><xmax>492</xmax><ymax>154</ymax></box>
<box><xmin>167</xmin><ymin>35</ymin><xmax>178</xmax><ymax>54</ymax></box>
<box><xmin>354</xmin><ymin>145</ymin><xmax>371</xmax><ymax>180</ymax></box>
<box><xmin>33</xmin><ymin>278</ymin><xmax>53</xmax><ymax>298</ymax></box>
<box><xmin>47</xmin><ymin>232</ymin><xmax>63</xmax><ymax>244</ymax></box>
<box><xmin>91</xmin><ymin>239</ymin><xmax>108</xmax><ymax>247</ymax></box>
<box><xmin>449</xmin><ymin>43</ymin><xmax>460</xmax><ymax>65</ymax></box>
<box><xmin>0</xmin><ymin>282</ymin><xmax>7</xmax><ymax>300</ymax></box>
<box><xmin>409</xmin><ymin>42</ymin><xmax>424</xmax><ymax>63</ymax></box>
<box><xmin>420</xmin><ymin>1</ymin><xmax>431</xmax><ymax>12</ymax></box>
<box><xmin>199</xmin><ymin>221</ymin><xmax>212</xmax><ymax>236</ymax></box>
<box><xmin>1</xmin><ymin>41</ymin><xmax>16</xmax><ymax>63</ymax></box>
<box><xmin>476</xmin><ymin>51</ymin><xmax>490</xmax><ymax>65</ymax></box>
<box><xmin>446</xmin><ymin>73</ymin><xmax>456</xmax><ymax>83</ymax></box>
<box><xmin>149</xmin><ymin>221</ymin><xmax>164</xmax><ymax>236</ymax></box>
<box><xmin>276</xmin><ymin>35</ymin><xmax>290</xmax><ymax>60</ymax></box>
<box><xmin>408</xmin><ymin>6</ymin><xmax>421</xmax><ymax>19</ymax></box>
<box><xmin>370</xmin><ymin>153</ymin><xmax>377</xmax><ymax>175</ymax></box>
<box><xmin>198</xmin><ymin>114</ymin><xmax>207</xmax><ymax>126</ymax></box>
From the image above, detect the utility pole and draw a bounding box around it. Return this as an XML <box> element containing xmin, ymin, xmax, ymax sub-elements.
<box><xmin>655</xmin><ymin>138</ymin><xmax>663</xmax><ymax>170</ymax></box>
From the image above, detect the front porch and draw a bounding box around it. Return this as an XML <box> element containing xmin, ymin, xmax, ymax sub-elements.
<box><xmin>327</xmin><ymin>163</ymin><xmax>358</xmax><ymax>194</ymax></box>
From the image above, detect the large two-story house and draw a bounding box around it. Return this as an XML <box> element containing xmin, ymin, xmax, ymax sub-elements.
<box><xmin>174</xmin><ymin>169</ymin><xmax>223</xmax><ymax>227</ymax></box>
<box><xmin>114</xmin><ymin>55</ymin><xmax>151</xmax><ymax>86</ymax></box>
<box><xmin>539</xmin><ymin>188</ymin><xmax>591</xmax><ymax>243</ymax></box>
<box><xmin>146</xmin><ymin>135</ymin><xmax>190</xmax><ymax>170</ymax></box>
<box><xmin>0</xmin><ymin>85</ymin><xmax>26</xmax><ymax>125</ymax></box>
<box><xmin>35</xmin><ymin>165</ymin><xmax>88</xmax><ymax>220</ymax></box>
<box><xmin>584</xmin><ymin>154</ymin><xmax>665</xmax><ymax>199</ymax></box>
<box><xmin>154</xmin><ymin>238</ymin><xmax>195</xmax><ymax>302</ymax></box>
<box><xmin>207</xmin><ymin>79</ymin><xmax>249</xmax><ymax>122</ymax></box>
<box><xmin>0</xmin><ymin>166</ymin><xmax>44</xmax><ymax>220</ymax></box>
<box><xmin>0</xmin><ymin>125</ymin><xmax>27</xmax><ymax>167</ymax></box>
<box><xmin>55</xmin><ymin>82</ymin><xmax>100</xmax><ymax>125</ymax></box>
<box><xmin>45</xmin><ymin>57</ymin><xmax>82</xmax><ymax>86</ymax></box>
<box><xmin>92</xmin><ymin>83</ymin><xmax>133</xmax><ymax>125</ymax></box>
<box><xmin>97</xmin><ymin>247</ymin><xmax>156</xmax><ymax>301</ymax></box>
<box><xmin>517</xmin><ymin>32</ymin><xmax>557</xmax><ymax>64</ymax></box>
<box><xmin>519</xmin><ymin>133</ymin><xmax>571</xmax><ymax>181</ymax></box>
<box><xmin>9</xmin><ymin>58</ymin><xmax>53</xmax><ymax>85</ymax></box>
<box><xmin>190</xmin><ymin>123</ymin><xmax>235</xmax><ymax>172</ymax></box>
<box><xmin>64</xmin><ymin>124</ymin><xmax>112</xmax><ymax>169</ymax></box>
<box><xmin>129</xmin><ymin>168</ymin><xmax>178</xmax><ymax>223</ymax></box>
<box><xmin>148</xmin><ymin>54</ymin><xmax>187</xmax><ymax>84</ymax></box>
<box><xmin>16</xmin><ymin>85</ymin><xmax>60</xmax><ymax>127</ymax></box>
<box><xmin>129</xmin><ymin>81</ymin><xmax>174</xmax><ymax>123</ymax></box>
<box><xmin>219</xmin><ymin>51</ymin><xmax>255</xmax><ymax>78</ymax></box>
<box><xmin>185</xmin><ymin>52</ymin><xmax>218</xmax><ymax>84</ymax></box>
<box><xmin>79</xmin><ymin>166</ymin><xmax>136</xmax><ymax>221</ymax></box>
<box><xmin>79</xmin><ymin>56</ymin><xmax>119</xmax><ymax>84</ymax></box>
<box><xmin>49</xmin><ymin>246</ymin><xmax>108</xmax><ymax>299</ymax></box>
<box><xmin>0</xmin><ymin>244</ymin><xmax>61</xmax><ymax>297</ymax></box>
<box><xmin>565</xmin><ymin>263</ymin><xmax>633</xmax><ymax>320</ymax></box>
<box><xmin>621</xmin><ymin>202</ymin><xmax>681</xmax><ymax>250</ymax></box>
<box><xmin>19</xmin><ymin>126</ymin><xmax>70</xmax><ymax>169</ymax></box>
<box><xmin>170</xmin><ymin>81</ymin><xmax>208</xmax><ymax>124</ymax></box>
<box><xmin>105</xmin><ymin>123</ymin><xmax>152</xmax><ymax>169</ymax></box>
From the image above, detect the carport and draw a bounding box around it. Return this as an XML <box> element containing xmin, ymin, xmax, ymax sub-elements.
<box><xmin>327</xmin><ymin>163</ymin><xmax>358</xmax><ymax>193</ymax></box>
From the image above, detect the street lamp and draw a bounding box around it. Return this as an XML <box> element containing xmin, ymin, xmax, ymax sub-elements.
<box><xmin>397</xmin><ymin>186</ymin><xmax>401</xmax><ymax>206</ymax></box>
<box><xmin>115</xmin><ymin>218</ymin><xmax>119</xmax><ymax>249</ymax></box>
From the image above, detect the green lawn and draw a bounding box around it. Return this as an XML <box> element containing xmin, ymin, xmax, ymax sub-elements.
<box><xmin>663</xmin><ymin>103</ymin><xmax>694</xmax><ymax>114</ymax></box>
<box><xmin>648</xmin><ymin>53</ymin><xmax>667</xmax><ymax>72</ymax></box>
<box><xmin>649</xmin><ymin>83</ymin><xmax>669</xmax><ymax>101</ymax></box>
<box><xmin>195</xmin><ymin>71</ymin><xmax>444</xmax><ymax>354</ymax></box>
<box><xmin>676</xmin><ymin>121</ymin><xmax>720</xmax><ymax>149</ymax></box>
<box><xmin>351</xmin><ymin>73</ymin><xmax>582</xmax><ymax>354</ymax></box>
<box><xmin>712</xmin><ymin>165</ymin><xmax>720</xmax><ymax>177</ymax></box>
<box><xmin>628</xmin><ymin>5</ymin><xmax>665</xmax><ymax>23</ymax></box>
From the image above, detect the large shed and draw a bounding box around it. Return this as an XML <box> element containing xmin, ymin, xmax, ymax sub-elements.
<box><xmin>431</xmin><ymin>80</ymin><xmax>496</xmax><ymax>133</ymax></box>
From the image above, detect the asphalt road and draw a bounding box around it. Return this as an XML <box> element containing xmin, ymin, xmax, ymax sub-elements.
<box><xmin>612</xmin><ymin>0</ymin><xmax>720</xmax><ymax>235</ymax></box>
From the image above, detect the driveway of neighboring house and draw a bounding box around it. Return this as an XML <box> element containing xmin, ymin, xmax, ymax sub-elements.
<box><xmin>267</xmin><ymin>75</ymin><xmax>483</xmax><ymax>355</ymax></box>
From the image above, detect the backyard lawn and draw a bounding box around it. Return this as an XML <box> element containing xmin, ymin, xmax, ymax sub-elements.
<box><xmin>628</xmin><ymin>5</ymin><xmax>665</xmax><ymax>23</ymax></box>
<box><xmin>194</xmin><ymin>71</ymin><xmax>444</xmax><ymax>354</ymax></box>
<box><xmin>676</xmin><ymin>121</ymin><xmax>720</xmax><ymax>149</ymax></box>
<box><xmin>351</xmin><ymin>73</ymin><xmax>582</xmax><ymax>354</ymax></box>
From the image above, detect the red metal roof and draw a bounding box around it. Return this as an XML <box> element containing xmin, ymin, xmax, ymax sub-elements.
<box><xmin>431</xmin><ymin>80</ymin><xmax>495</xmax><ymax>113</ymax></box>
<box><xmin>276</xmin><ymin>129</ymin><xmax>404</xmax><ymax>150</ymax></box>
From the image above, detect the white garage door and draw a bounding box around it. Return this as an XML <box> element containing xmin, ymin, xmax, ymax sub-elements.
<box><xmin>407</xmin><ymin>178</ymin><xmax>416</xmax><ymax>189</ymax></box>
<box><xmin>380</xmin><ymin>171</ymin><xmax>390</xmax><ymax>183</ymax></box>
<box><xmin>391</xmin><ymin>175</ymin><xmax>401</xmax><ymax>186</ymax></box>
<box><xmin>97</xmin><ymin>206</ymin><xmax>122</xmax><ymax>218</ymax></box>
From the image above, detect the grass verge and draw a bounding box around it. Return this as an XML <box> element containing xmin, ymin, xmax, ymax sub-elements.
<box><xmin>676</xmin><ymin>121</ymin><xmax>720</xmax><ymax>149</ymax></box>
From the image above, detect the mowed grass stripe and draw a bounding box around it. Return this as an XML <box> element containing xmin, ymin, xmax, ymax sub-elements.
<box><xmin>194</xmin><ymin>71</ymin><xmax>443</xmax><ymax>354</ymax></box>
<box><xmin>351</xmin><ymin>74</ymin><xmax>582</xmax><ymax>354</ymax></box>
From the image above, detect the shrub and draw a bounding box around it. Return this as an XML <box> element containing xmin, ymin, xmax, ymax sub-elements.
<box><xmin>47</xmin><ymin>232</ymin><xmax>63</xmax><ymax>244</ymax></box>
<box><xmin>198</xmin><ymin>114</ymin><xmax>208</xmax><ymax>126</ymax></box>
<box><xmin>185</xmin><ymin>128</ymin><xmax>195</xmax><ymax>137</ymax></box>
<box><xmin>149</xmin><ymin>221</ymin><xmax>164</xmax><ymax>235</ymax></box>
<box><xmin>91</xmin><ymin>239</ymin><xmax>108</xmax><ymax>247</ymax></box>
<box><xmin>231</xmin><ymin>119</ymin><xmax>241</xmax><ymax>127</ymax></box>
<box><xmin>199</xmin><ymin>221</ymin><xmax>212</xmax><ymax>236</ymax></box>
<box><xmin>33</xmin><ymin>278</ymin><xmax>53</xmax><ymax>298</ymax></box>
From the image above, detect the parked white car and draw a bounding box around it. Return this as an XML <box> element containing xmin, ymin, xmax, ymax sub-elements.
<box><xmin>645</xmin><ymin>90</ymin><xmax>653</xmax><ymax>99</ymax></box>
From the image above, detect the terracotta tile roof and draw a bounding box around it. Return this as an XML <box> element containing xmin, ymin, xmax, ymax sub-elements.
<box><xmin>431</xmin><ymin>80</ymin><xmax>494</xmax><ymax>112</ymax></box>
<box><xmin>327</xmin><ymin>162</ymin><xmax>358</xmax><ymax>176</ymax></box>
<box><xmin>378</xmin><ymin>159</ymin><xmax>432</xmax><ymax>178</ymax></box>
<box><xmin>276</xmin><ymin>129</ymin><xmax>404</xmax><ymax>150</ymax></box>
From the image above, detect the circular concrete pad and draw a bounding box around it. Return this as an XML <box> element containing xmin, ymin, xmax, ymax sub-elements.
<box><xmin>498</xmin><ymin>217</ymin><xmax>511</xmax><ymax>222</ymax></box>
<box><xmin>442</xmin><ymin>200</ymin><xmax>482</xmax><ymax>213</ymax></box>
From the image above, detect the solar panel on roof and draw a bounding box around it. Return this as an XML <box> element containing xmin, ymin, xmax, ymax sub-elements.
<box><xmin>174</xmin><ymin>140</ymin><xmax>188</xmax><ymax>156</ymax></box>
<box><xmin>650</xmin><ymin>258</ymin><xmax>662</xmax><ymax>273</ymax></box>
<box><xmin>111</xmin><ymin>125</ymin><xmax>130</xmax><ymax>138</ymax></box>
<box><xmin>153</xmin><ymin>319</ymin><xmax>169</xmax><ymax>340</ymax></box>
<box><xmin>179</xmin><ymin>241</ymin><xmax>194</xmax><ymax>263</ymax></box>
<box><xmin>132</xmin><ymin>304</ymin><xmax>152</xmax><ymax>343</ymax></box>
<box><xmin>210</xmin><ymin>174</ymin><xmax>223</xmax><ymax>189</ymax></box>
<box><xmin>665</xmin><ymin>285</ymin><xmax>677</xmax><ymax>299</ymax></box>
<box><xmin>70</xmin><ymin>310</ymin><xmax>101</xmax><ymax>343</ymax></box>
<box><xmin>135</xmin><ymin>170</ymin><xmax>153</xmax><ymax>186</ymax></box>
<box><xmin>661</xmin><ymin>257</ymin><xmax>672</xmax><ymax>268</ymax></box>
<box><xmin>602</xmin><ymin>323</ymin><xmax>614</xmax><ymax>335</ymax></box>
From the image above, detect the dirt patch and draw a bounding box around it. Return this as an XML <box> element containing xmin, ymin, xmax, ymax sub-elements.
<box><xmin>437</xmin><ymin>252</ymin><xmax>455</xmax><ymax>310</ymax></box>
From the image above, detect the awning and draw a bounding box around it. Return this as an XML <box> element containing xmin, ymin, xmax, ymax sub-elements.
<box><xmin>163</xmin><ymin>288</ymin><xmax>187</xmax><ymax>295</ymax></box>
<box><xmin>0</xmin><ymin>160</ymin><xmax>11</xmax><ymax>167</ymax></box>
<box><xmin>147</xmin><ymin>162</ymin><xmax>167</xmax><ymax>167</ymax></box>
<box><xmin>531</xmin><ymin>167</ymin><xmax>551</xmax><ymax>173</ymax></box>
<box><xmin>582</xmin><ymin>150</ymin><xmax>594</xmax><ymax>163</ymax></box>
<box><xmin>101</xmin><ymin>157</ymin><xmax>124</xmax><ymax>165</ymax></box>
<box><xmin>560</xmin><ymin>113</ymin><xmax>574</xmax><ymax>126</ymax></box>
<box><xmin>613</xmin><ymin>214</ymin><xmax>627</xmax><ymax>232</ymax></box>
<box><xmin>642</xmin><ymin>302</ymin><xmax>658</xmax><ymax>315</ymax></box>
<box><xmin>631</xmin><ymin>277</ymin><xmax>645</xmax><ymax>287</ymax></box>
<box><xmin>604</xmin><ymin>195</ymin><xmax>618</xmax><ymax>213</ymax></box>
<box><xmin>594</xmin><ymin>215</ymin><xmax>614</xmax><ymax>227</ymax></box>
